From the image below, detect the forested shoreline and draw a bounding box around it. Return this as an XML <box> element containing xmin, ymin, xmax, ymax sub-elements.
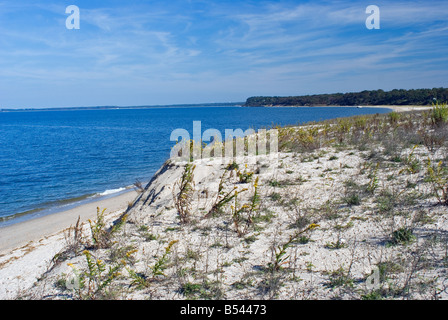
<box><xmin>245</xmin><ymin>88</ymin><xmax>448</xmax><ymax>107</ymax></box>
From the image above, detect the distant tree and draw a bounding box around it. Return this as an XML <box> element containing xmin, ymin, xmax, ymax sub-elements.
<box><xmin>245</xmin><ymin>88</ymin><xmax>448</xmax><ymax>107</ymax></box>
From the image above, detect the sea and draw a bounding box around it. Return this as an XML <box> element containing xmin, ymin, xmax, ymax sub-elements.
<box><xmin>0</xmin><ymin>106</ymin><xmax>391</xmax><ymax>227</ymax></box>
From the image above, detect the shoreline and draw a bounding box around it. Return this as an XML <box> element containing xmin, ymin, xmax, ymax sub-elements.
<box><xmin>256</xmin><ymin>105</ymin><xmax>432</xmax><ymax>112</ymax></box>
<box><xmin>0</xmin><ymin>189</ymin><xmax>137</xmax><ymax>299</ymax></box>
<box><xmin>0</xmin><ymin>187</ymin><xmax>131</xmax><ymax>229</ymax></box>
<box><xmin>0</xmin><ymin>189</ymin><xmax>138</xmax><ymax>254</ymax></box>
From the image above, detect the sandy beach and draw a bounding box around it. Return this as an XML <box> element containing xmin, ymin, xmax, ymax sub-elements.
<box><xmin>1</xmin><ymin>107</ymin><xmax>446</xmax><ymax>300</ymax></box>
<box><xmin>358</xmin><ymin>105</ymin><xmax>433</xmax><ymax>112</ymax></box>
<box><xmin>0</xmin><ymin>190</ymin><xmax>138</xmax><ymax>299</ymax></box>
<box><xmin>266</xmin><ymin>105</ymin><xmax>432</xmax><ymax>113</ymax></box>
<box><xmin>0</xmin><ymin>190</ymin><xmax>138</xmax><ymax>253</ymax></box>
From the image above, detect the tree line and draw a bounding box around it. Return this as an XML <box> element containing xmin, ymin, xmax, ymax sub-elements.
<box><xmin>244</xmin><ymin>88</ymin><xmax>448</xmax><ymax>107</ymax></box>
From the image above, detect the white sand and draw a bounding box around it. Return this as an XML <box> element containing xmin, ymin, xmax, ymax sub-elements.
<box><xmin>0</xmin><ymin>107</ymin><xmax>445</xmax><ymax>300</ymax></box>
<box><xmin>0</xmin><ymin>190</ymin><xmax>138</xmax><ymax>299</ymax></box>
<box><xmin>268</xmin><ymin>105</ymin><xmax>432</xmax><ymax>113</ymax></box>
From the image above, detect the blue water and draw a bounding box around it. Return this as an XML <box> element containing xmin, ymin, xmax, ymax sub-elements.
<box><xmin>0</xmin><ymin>106</ymin><xmax>390</xmax><ymax>226</ymax></box>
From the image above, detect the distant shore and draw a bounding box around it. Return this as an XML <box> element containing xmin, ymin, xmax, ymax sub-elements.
<box><xmin>258</xmin><ymin>105</ymin><xmax>432</xmax><ymax>113</ymax></box>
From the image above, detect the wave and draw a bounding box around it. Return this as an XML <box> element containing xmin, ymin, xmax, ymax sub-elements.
<box><xmin>97</xmin><ymin>187</ymin><xmax>127</xmax><ymax>197</ymax></box>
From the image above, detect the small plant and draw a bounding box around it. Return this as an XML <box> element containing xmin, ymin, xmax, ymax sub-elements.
<box><xmin>231</xmin><ymin>178</ymin><xmax>260</xmax><ymax>237</ymax></box>
<box><xmin>207</xmin><ymin>170</ymin><xmax>242</xmax><ymax>217</ymax></box>
<box><xmin>127</xmin><ymin>269</ymin><xmax>150</xmax><ymax>290</ymax></box>
<box><xmin>52</xmin><ymin>217</ymin><xmax>86</xmax><ymax>268</ymax></box>
<box><xmin>295</xmin><ymin>236</ymin><xmax>311</xmax><ymax>244</ymax></box>
<box><xmin>180</xmin><ymin>282</ymin><xmax>202</xmax><ymax>298</ymax></box>
<box><xmin>389</xmin><ymin>227</ymin><xmax>416</xmax><ymax>246</ymax></box>
<box><xmin>68</xmin><ymin>249</ymin><xmax>132</xmax><ymax>299</ymax></box>
<box><xmin>399</xmin><ymin>145</ymin><xmax>421</xmax><ymax>175</ymax></box>
<box><xmin>366</xmin><ymin>163</ymin><xmax>379</xmax><ymax>194</ymax></box>
<box><xmin>326</xmin><ymin>266</ymin><xmax>354</xmax><ymax>289</ymax></box>
<box><xmin>376</xmin><ymin>189</ymin><xmax>397</xmax><ymax>215</ymax></box>
<box><xmin>237</xmin><ymin>164</ymin><xmax>254</xmax><ymax>183</ymax></box>
<box><xmin>150</xmin><ymin>240</ymin><xmax>178</xmax><ymax>279</ymax></box>
<box><xmin>180</xmin><ymin>280</ymin><xmax>224</xmax><ymax>299</ymax></box>
<box><xmin>126</xmin><ymin>241</ymin><xmax>177</xmax><ymax>291</ymax></box>
<box><xmin>269</xmin><ymin>179</ymin><xmax>281</xmax><ymax>187</ymax></box>
<box><xmin>88</xmin><ymin>208</ymin><xmax>128</xmax><ymax>249</ymax></box>
<box><xmin>173</xmin><ymin>163</ymin><xmax>196</xmax><ymax>224</ymax></box>
<box><xmin>343</xmin><ymin>193</ymin><xmax>361</xmax><ymax>206</ymax></box>
<box><xmin>88</xmin><ymin>208</ymin><xmax>108</xmax><ymax>249</ymax></box>
<box><xmin>305</xmin><ymin>261</ymin><xmax>315</xmax><ymax>272</ymax></box>
<box><xmin>133</xmin><ymin>179</ymin><xmax>145</xmax><ymax>193</ymax></box>
<box><xmin>361</xmin><ymin>290</ymin><xmax>384</xmax><ymax>300</ymax></box>
<box><xmin>336</xmin><ymin>118</ymin><xmax>352</xmax><ymax>143</ymax></box>
<box><xmin>269</xmin><ymin>192</ymin><xmax>282</xmax><ymax>202</ymax></box>
<box><xmin>325</xmin><ymin>239</ymin><xmax>347</xmax><ymax>250</ymax></box>
<box><xmin>226</xmin><ymin>161</ymin><xmax>239</xmax><ymax>171</ymax></box>
<box><xmin>138</xmin><ymin>225</ymin><xmax>157</xmax><ymax>241</ymax></box>
<box><xmin>268</xmin><ymin>224</ymin><xmax>319</xmax><ymax>272</ymax></box>
<box><xmin>425</xmin><ymin>158</ymin><xmax>448</xmax><ymax>205</ymax></box>
<box><xmin>58</xmin><ymin>216</ymin><xmax>84</xmax><ymax>261</ymax></box>
<box><xmin>319</xmin><ymin>200</ymin><xmax>340</xmax><ymax>221</ymax></box>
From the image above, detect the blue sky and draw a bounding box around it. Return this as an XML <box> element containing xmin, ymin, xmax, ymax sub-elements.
<box><xmin>0</xmin><ymin>0</ymin><xmax>447</xmax><ymax>108</ymax></box>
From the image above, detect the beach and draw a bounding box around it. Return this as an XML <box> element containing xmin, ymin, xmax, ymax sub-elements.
<box><xmin>266</xmin><ymin>105</ymin><xmax>432</xmax><ymax>113</ymax></box>
<box><xmin>1</xmin><ymin>107</ymin><xmax>446</xmax><ymax>300</ymax></box>
<box><xmin>358</xmin><ymin>105</ymin><xmax>433</xmax><ymax>112</ymax></box>
<box><xmin>0</xmin><ymin>190</ymin><xmax>138</xmax><ymax>299</ymax></box>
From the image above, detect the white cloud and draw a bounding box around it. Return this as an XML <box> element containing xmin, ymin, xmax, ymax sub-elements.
<box><xmin>0</xmin><ymin>0</ymin><xmax>447</xmax><ymax>108</ymax></box>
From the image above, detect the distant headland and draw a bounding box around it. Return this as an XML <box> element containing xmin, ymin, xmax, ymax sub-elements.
<box><xmin>244</xmin><ymin>88</ymin><xmax>448</xmax><ymax>107</ymax></box>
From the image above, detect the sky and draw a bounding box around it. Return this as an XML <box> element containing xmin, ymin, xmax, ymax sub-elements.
<box><xmin>0</xmin><ymin>0</ymin><xmax>447</xmax><ymax>109</ymax></box>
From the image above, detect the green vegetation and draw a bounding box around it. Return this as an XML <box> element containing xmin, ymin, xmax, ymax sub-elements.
<box><xmin>245</xmin><ymin>88</ymin><xmax>447</xmax><ymax>107</ymax></box>
<box><xmin>431</xmin><ymin>102</ymin><xmax>448</xmax><ymax>125</ymax></box>
<box><xmin>89</xmin><ymin>207</ymin><xmax>127</xmax><ymax>249</ymax></box>
<box><xmin>173</xmin><ymin>163</ymin><xmax>196</xmax><ymax>224</ymax></box>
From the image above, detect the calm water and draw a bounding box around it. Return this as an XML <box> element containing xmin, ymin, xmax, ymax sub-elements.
<box><xmin>0</xmin><ymin>106</ymin><xmax>390</xmax><ymax>226</ymax></box>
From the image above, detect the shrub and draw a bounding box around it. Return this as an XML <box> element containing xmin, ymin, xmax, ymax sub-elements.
<box><xmin>268</xmin><ymin>224</ymin><xmax>319</xmax><ymax>272</ymax></box>
<box><xmin>388</xmin><ymin>111</ymin><xmax>401</xmax><ymax>125</ymax></box>
<box><xmin>399</xmin><ymin>145</ymin><xmax>421</xmax><ymax>175</ymax></box>
<box><xmin>173</xmin><ymin>163</ymin><xmax>196</xmax><ymax>223</ymax></box>
<box><xmin>389</xmin><ymin>227</ymin><xmax>416</xmax><ymax>245</ymax></box>
<box><xmin>150</xmin><ymin>240</ymin><xmax>178</xmax><ymax>279</ymax></box>
<box><xmin>231</xmin><ymin>178</ymin><xmax>260</xmax><ymax>237</ymax></box>
<box><xmin>431</xmin><ymin>102</ymin><xmax>448</xmax><ymax>126</ymax></box>
<box><xmin>88</xmin><ymin>208</ymin><xmax>127</xmax><ymax>249</ymax></box>
<box><xmin>237</xmin><ymin>164</ymin><xmax>254</xmax><ymax>183</ymax></box>
<box><xmin>207</xmin><ymin>170</ymin><xmax>241</xmax><ymax>217</ymax></box>
<box><xmin>68</xmin><ymin>249</ymin><xmax>133</xmax><ymax>300</ymax></box>
<box><xmin>425</xmin><ymin>158</ymin><xmax>448</xmax><ymax>205</ymax></box>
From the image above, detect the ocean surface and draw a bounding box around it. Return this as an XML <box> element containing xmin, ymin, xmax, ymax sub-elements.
<box><xmin>0</xmin><ymin>106</ymin><xmax>391</xmax><ymax>226</ymax></box>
